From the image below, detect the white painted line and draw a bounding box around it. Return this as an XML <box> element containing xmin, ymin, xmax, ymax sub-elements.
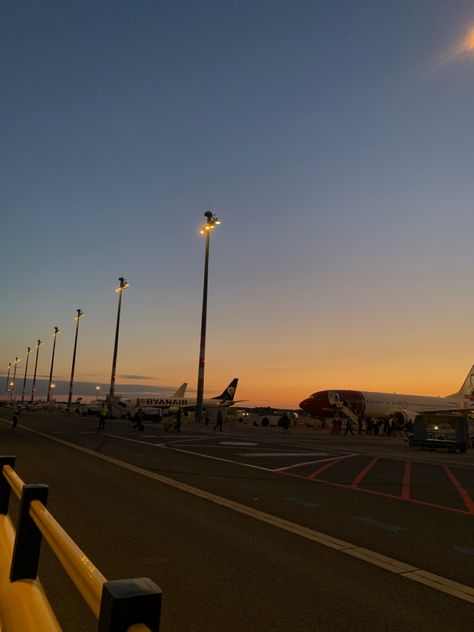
<box><xmin>220</xmin><ymin>442</ymin><xmax>259</xmax><ymax>446</ymax></box>
<box><xmin>239</xmin><ymin>452</ymin><xmax>328</xmax><ymax>458</ymax></box>
<box><xmin>273</xmin><ymin>454</ymin><xmax>359</xmax><ymax>472</ymax></box>
<box><xmin>3</xmin><ymin>420</ymin><xmax>473</xmax><ymax>604</ymax></box>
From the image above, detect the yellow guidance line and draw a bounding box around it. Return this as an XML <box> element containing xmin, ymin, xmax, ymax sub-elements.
<box><xmin>3</xmin><ymin>420</ymin><xmax>474</xmax><ymax>605</ymax></box>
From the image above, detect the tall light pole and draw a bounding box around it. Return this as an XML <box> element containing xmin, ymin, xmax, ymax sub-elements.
<box><xmin>21</xmin><ymin>347</ymin><xmax>31</xmax><ymax>404</ymax></box>
<box><xmin>11</xmin><ymin>357</ymin><xmax>20</xmax><ymax>399</ymax></box>
<box><xmin>47</xmin><ymin>326</ymin><xmax>60</xmax><ymax>402</ymax></box>
<box><xmin>5</xmin><ymin>363</ymin><xmax>11</xmax><ymax>393</ymax></box>
<box><xmin>195</xmin><ymin>211</ymin><xmax>221</xmax><ymax>424</ymax></box>
<box><xmin>67</xmin><ymin>309</ymin><xmax>84</xmax><ymax>411</ymax></box>
<box><xmin>30</xmin><ymin>341</ymin><xmax>42</xmax><ymax>403</ymax></box>
<box><xmin>109</xmin><ymin>277</ymin><xmax>129</xmax><ymax>400</ymax></box>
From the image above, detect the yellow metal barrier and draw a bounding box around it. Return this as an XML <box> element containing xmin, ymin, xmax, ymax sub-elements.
<box><xmin>2</xmin><ymin>466</ymin><xmax>23</xmax><ymax>500</ymax></box>
<box><xmin>0</xmin><ymin>457</ymin><xmax>162</xmax><ymax>631</ymax></box>
<box><xmin>29</xmin><ymin>500</ymin><xmax>106</xmax><ymax>618</ymax></box>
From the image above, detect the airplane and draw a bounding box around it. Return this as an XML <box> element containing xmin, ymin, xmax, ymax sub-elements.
<box><xmin>84</xmin><ymin>383</ymin><xmax>188</xmax><ymax>416</ymax></box>
<box><xmin>299</xmin><ymin>364</ymin><xmax>474</xmax><ymax>426</ymax></box>
<box><xmin>113</xmin><ymin>378</ymin><xmax>239</xmax><ymax>417</ymax></box>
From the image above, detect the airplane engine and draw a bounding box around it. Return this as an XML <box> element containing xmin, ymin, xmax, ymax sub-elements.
<box><xmin>392</xmin><ymin>410</ymin><xmax>417</xmax><ymax>426</ymax></box>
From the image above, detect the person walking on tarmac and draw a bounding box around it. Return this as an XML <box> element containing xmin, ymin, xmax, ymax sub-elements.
<box><xmin>98</xmin><ymin>402</ymin><xmax>108</xmax><ymax>430</ymax></box>
<box><xmin>12</xmin><ymin>405</ymin><xmax>21</xmax><ymax>429</ymax></box>
<box><xmin>279</xmin><ymin>412</ymin><xmax>291</xmax><ymax>434</ymax></box>
<box><xmin>174</xmin><ymin>407</ymin><xmax>182</xmax><ymax>433</ymax></box>
<box><xmin>344</xmin><ymin>418</ymin><xmax>354</xmax><ymax>436</ymax></box>
<box><xmin>213</xmin><ymin>408</ymin><xmax>224</xmax><ymax>432</ymax></box>
<box><xmin>133</xmin><ymin>408</ymin><xmax>145</xmax><ymax>432</ymax></box>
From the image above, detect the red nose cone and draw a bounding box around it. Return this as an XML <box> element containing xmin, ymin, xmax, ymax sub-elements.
<box><xmin>299</xmin><ymin>398</ymin><xmax>310</xmax><ymax>412</ymax></box>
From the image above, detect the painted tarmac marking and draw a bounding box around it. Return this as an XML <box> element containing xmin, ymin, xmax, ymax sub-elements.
<box><xmin>283</xmin><ymin>470</ymin><xmax>474</xmax><ymax>516</ymax></box>
<box><xmin>350</xmin><ymin>457</ymin><xmax>379</xmax><ymax>489</ymax></box>
<box><xmin>353</xmin><ymin>516</ymin><xmax>408</xmax><ymax>533</ymax></box>
<box><xmin>307</xmin><ymin>455</ymin><xmax>355</xmax><ymax>479</ymax></box>
<box><xmin>7</xmin><ymin>422</ymin><xmax>474</xmax><ymax>605</ymax></box>
<box><xmin>273</xmin><ymin>454</ymin><xmax>358</xmax><ymax>474</ymax></box>
<box><xmin>443</xmin><ymin>466</ymin><xmax>474</xmax><ymax>514</ymax></box>
<box><xmin>220</xmin><ymin>442</ymin><xmax>259</xmax><ymax>447</ymax></box>
<box><xmin>240</xmin><ymin>451</ymin><xmax>328</xmax><ymax>458</ymax></box>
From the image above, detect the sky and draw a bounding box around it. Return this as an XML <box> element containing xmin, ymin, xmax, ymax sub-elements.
<box><xmin>2</xmin><ymin>1</ymin><xmax>474</xmax><ymax>408</ymax></box>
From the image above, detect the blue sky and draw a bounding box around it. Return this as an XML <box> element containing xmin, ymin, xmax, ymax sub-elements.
<box><xmin>2</xmin><ymin>1</ymin><xmax>474</xmax><ymax>406</ymax></box>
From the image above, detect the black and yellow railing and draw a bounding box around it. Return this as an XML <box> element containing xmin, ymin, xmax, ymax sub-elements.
<box><xmin>0</xmin><ymin>456</ymin><xmax>162</xmax><ymax>631</ymax></box>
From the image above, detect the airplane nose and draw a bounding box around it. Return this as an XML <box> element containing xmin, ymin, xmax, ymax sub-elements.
<box><xmin>299</xmin><ymin>398</ymin><xmax>310</xmax><ymax>411</ymax></box>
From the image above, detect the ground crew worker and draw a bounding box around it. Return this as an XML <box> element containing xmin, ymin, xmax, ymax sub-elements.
<box><xmin>98</xmin><ymin>402</ymin><xmax>108</xmax><ymax>430</ymax></box>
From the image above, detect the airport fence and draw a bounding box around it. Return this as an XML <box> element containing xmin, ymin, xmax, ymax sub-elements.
<box><xmin>0</xmin><ymin>456</ymin><xmax>162</xmax><ymax>631</ymax></box>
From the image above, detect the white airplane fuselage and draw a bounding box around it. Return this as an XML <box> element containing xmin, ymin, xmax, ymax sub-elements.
<box><xmin>299</xmin><ymin>364</ymin><xmax>474</xmax><ymax>424</ymax></box>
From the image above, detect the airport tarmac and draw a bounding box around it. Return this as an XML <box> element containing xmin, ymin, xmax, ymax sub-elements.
<box><xmin>0</xmin><ymin>410</ymin><xmax>473</xmax><ymax>631</ymax></box>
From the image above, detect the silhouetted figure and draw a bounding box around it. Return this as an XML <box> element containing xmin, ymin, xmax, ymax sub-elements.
<box><xmin>12</xmin><ymin>406</ymin><xmax>20</xmax><ymax>429</ymax></box>
<box><xmin>98</xmin><ymin>403</ymin><xmax>108</xmax><ymax>430</ymax></box>
<box><xmin>133</xmin><ymin>408</ymin><xmax>145</xmax><ymax>432</ymax></box>
<box><xmin>344</xmin><ymin>418</ymin><xmax>354</xmax><ymax>436</ymax></box>
<box><xmin>174</xmin><ymin>408</ymin><xmax>182</xmax><ymax>433</ymax></box>
<box><xmin>280</xmin><ymin>412</ymin><xmax>291</xmax><ymax>433</ymax></box>
<box><xmin>213</xmin><ymin>409</ymin><xmax>223</xmax><ymax>432</ymax></box>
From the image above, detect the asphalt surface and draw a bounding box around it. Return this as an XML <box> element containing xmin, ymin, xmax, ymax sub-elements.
<box><xmin>0</xmin><ymin>410</ymin><xmax>473</xmax><ymax>632</ymax></box>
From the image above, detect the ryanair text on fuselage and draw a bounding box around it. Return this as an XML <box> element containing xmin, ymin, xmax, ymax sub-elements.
<box><xmin>137</xmin><ymin>398</ymin><xmax>188</xmax><ymax>407</ymax></box>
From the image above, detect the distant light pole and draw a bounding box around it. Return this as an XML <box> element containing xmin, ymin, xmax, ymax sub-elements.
<box><xmin>11</xmin><ymin>357</ymin><xmax>20</xmax><ymax>399</ymax></box>
<box><xmin>109</xmin><ymin>277</ymin><xmax>129</xmax><ymax>400</ymax></box>
<box><xmin>50</xmin><ymin>384</ymin><xmax>56</xmax><ymax>400</ymax></box>
<box><xmin>195</xmin><ymin>211</ymin><xmax>221</xmax><ymax>424</ymax></box>
<box><xmin>67</xmin><ymin>309</ymin><xmax>84</xmax><ymax>411</ymax></box>
<box><xmin>47</xmin><ymin>326</ymin><xmax>60</xmax><ymax>402</ymax></box>
<box><xmin>96</xmin><ymin>385</ymin><xmax>101</xmax><ymax>400</ymax></box>
<box><xmin>21</xmin><ymin>346</ymin><xmax>31</xmax><ymax>404</ymax></box>
<box><xmin>5</xmin><ymin>363</ymin><xmax>11</xmax><ymax>393</ymax></box>
<box><xmin>30</xmin><ymin>341</ymin><xmax>42</xmax><ymax>403</ymax></box>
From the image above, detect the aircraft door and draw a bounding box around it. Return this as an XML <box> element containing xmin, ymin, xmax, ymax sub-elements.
<box><xmin>328</xmin><ymin>391</ymin><xmax>343</xmax><ymax>407</ymax></box>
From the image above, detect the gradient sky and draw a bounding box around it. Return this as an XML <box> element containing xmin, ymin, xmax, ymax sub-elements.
<box><xmin>2</xmin><ymin>1</ymin><xmax>474</xmax><ymax>407</ymax></box>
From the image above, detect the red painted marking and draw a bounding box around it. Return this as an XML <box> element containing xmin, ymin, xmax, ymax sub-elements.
<box><xmin>401</xmin><ymin>460</ymin><xmax>411</xmax><ymax>501</ymax></box>
<box><xmin>281</xmin><ymin>470</ymin><xmax>473</xmax><ymax>516</ymax></box>
<box><xmin>307</xmin><ymin>456</ymin><xmax>350</xmax><ymax>480</ymax></box>
<box><xmin>350</xmin><ymin>457</ymin><xmax>379</xmax><ymax>488</ymax></box>
<box><xmin>443</xmin><ymin>466</ymin><xmax>474</xmax><ymax>514</ymax></box>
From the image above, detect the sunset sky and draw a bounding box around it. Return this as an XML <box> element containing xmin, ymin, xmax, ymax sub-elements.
<box><xmin>2</xmin><ymin>1</ymin><xmax>474</xmax><ymax>408</ymax></box>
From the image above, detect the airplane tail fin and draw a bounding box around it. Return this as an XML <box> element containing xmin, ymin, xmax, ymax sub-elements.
<box><xmin>172</xmin><ymin>382</ymin><xmax>187</xmax><ymax>398</ymax></box>
<box><xmin>212</xmin><ymin>378</ymin><xmax>238</xmax><ymax>402</ymax></box>
<box><xmin>446</xmin><ymin>364</ymin><xmax>474</xmax><ymax>399</ymax></box>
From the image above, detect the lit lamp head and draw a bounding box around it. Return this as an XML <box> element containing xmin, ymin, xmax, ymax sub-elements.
<box><xmin>75</xmin><ymin>309</ymin><xmax>84</xmax><ymax>320</ymax></box>
<box><xmin>199</xmin><ymin>211</ymin><xmax>221</xmax><ymax>235</ymax></box>
<box><xmin>53</xmin><ymin>326</ymin><xmax>60</xmax><ymax>336</ymax></box>
<box><xmin>116</xmin><ymin>277</ymin><xmax>129</xmax><ymax>293</ymax></box>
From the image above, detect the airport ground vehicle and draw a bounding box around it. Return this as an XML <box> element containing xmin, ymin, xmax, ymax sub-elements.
<box><xmin>408</xmin><ymin>412</ymin><xmax>471</xmax><ymax>453</ymax></box>
<box><xmin>258</xmin><ymin>412</ymin><xmax>298</xmax><ymax>427</ymax></box>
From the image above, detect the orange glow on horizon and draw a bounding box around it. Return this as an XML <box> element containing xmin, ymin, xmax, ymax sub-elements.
<box><xmin>463</xmin><ymin>26</ymin><xmax>474</xmax><ymax>52</ymax></box>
